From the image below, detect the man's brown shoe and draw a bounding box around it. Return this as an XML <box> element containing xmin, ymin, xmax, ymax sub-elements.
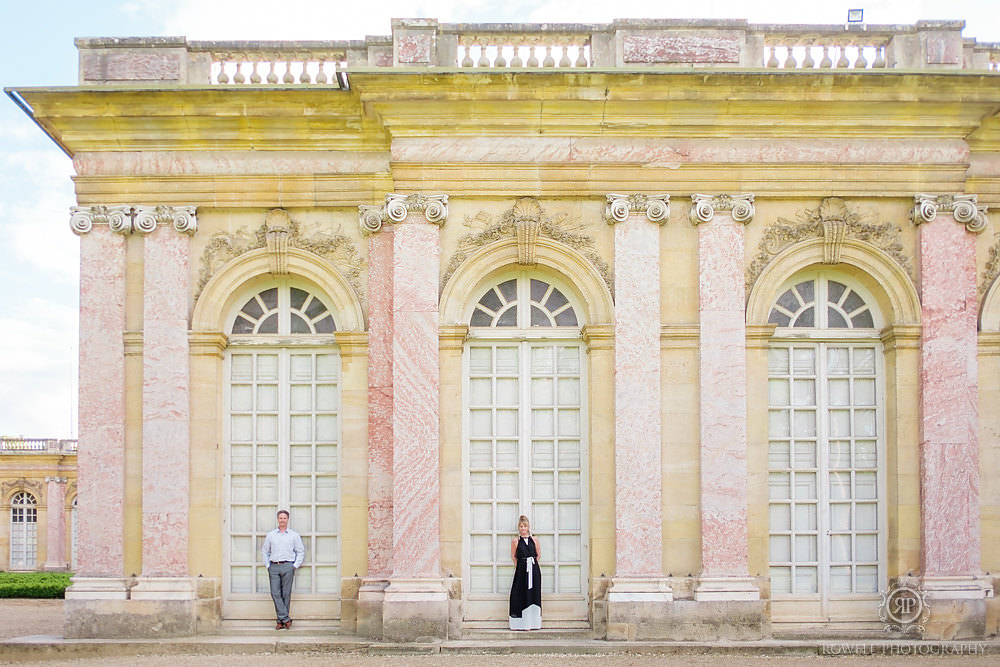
<box><xmin>285</xmin><ymin>619</ymin><xmax>293</xmax><ymax>629</ymax></box>
<box><xmin>276</xmin><ymin>621</ymin><xmax>285</xmax><ymax>629</ymax></box>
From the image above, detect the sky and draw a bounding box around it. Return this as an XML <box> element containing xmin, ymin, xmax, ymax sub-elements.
<box><xmin>1</xmin><ymin>0</ymin><xmax>998</xmax><ymax>439</ymax></box>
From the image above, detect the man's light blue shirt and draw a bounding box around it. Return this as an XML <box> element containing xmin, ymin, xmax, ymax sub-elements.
<box><xmin>262</xmin><ymin>527</ymin><xmax>305</xmax><ymax>568</ymax></box>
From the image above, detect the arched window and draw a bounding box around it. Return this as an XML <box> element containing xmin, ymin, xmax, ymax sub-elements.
<box><xmin>470</xmin><ymin>278</ymin><xmax>578</xmax><ymax>328</ymax></box>
<box><xmin>766</xmin><ymin>272</ymin><xmax>884</xmax><ymax>615</ymax></box>
<box><xmin>464</xmin><ymin>273</ymin><xmax>587</xmax><ymax>624</ymax></box>
<box><xmin>232</xmin><ymin>286</ymin><xmax>336</xmax><ymax>335</ymax></box>
<box><xmin>768</xmin><ymin>278</ymin><xmax>875</xmax><ymax>329</ymax></box>
<box><xmin>225</xmin><ymin>280</ymin><xmax>341</xmax><ymax>619</ymax></box>
<box><xmin>10</xmin><ymin>491</ymin><xmax>37</xmax><ymax>570</ymax></box>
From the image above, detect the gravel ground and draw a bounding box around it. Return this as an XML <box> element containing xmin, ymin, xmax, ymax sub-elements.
<box><xmin>0</xmin><ymin>600</ymin><xmax>995</xmax><ymax>666</ymax></box>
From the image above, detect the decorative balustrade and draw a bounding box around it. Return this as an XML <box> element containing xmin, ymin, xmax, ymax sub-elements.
<box><xmin>762</xmin><ymin>33</ymin><xmax>890</xmax><ymax>70</ymax></box>
<box><xmin>0</xmin><ymin>437</ymin><xmax>78</xmax><ymax>453</ymax></box>
<box><xmin>74</xmin><ymin>19</ymin><xmax>1000</xmax><ymax>85</ymax></box>
<box><xmin>189</xmin><ymin>42</ymin><xmax>350</xmax><ymax>87</ymax></box>
<box><xmin>452</xmin><ymin>29</ymin><xmax>592</xmax><ymax>69</ymax></box>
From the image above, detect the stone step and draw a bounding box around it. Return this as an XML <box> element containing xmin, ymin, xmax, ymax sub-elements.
<box><xmin>458</xmin><ymin>627</ymin><xmax>595</xmax><ymax>641</ymax></box>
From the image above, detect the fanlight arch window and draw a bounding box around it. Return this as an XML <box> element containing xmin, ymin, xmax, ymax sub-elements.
<box><xmin>470</xmin><ymin>277</ymin><xmax>578</xmax><ymax>328</ymax></box>
<box><xmin>10</xmin><ymin>491</ymin><xmax>37</xmax><ymax>570</ymax></box>
<box><xmin>768</xmin><ymin>278</ymin><xmax>875</xmax><ymax>329</ymax></box>
<box><xmin>232</xmin><ymin>286</ymin><xmax>336</xmax><ymax>335</ymax></box>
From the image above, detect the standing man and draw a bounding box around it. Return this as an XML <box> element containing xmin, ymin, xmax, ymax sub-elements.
<box><xmin>262</xmin><ymin>509</ymin><xmax>305</xmax><ymax>629</ymax></box>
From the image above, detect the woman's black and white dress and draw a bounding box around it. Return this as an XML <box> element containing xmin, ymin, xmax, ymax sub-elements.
<box><xmin>509</xmin><ymin>535</ymin><xmax>542</xmax><ymax>630</ymax></box>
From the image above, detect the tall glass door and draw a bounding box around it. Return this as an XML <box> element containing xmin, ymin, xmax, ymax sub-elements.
<box><xmin>224</xmin><ymin>348</ymin><xmax>341</xmax><ymax>618</ymax></box>
<box><xmin>464</xmin><ymin>340</ymin><xmax>587</xmax><ymax>622</ymax></box>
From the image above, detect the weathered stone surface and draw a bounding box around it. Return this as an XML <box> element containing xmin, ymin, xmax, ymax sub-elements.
<box><xmin>622</xmin><ymin>30</ymin><xmax>741</xmax><ymax>63</ymax></box>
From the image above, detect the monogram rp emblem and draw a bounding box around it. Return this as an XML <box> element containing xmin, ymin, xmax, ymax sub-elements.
<box><xmin>879</xmin><ymin>581</ymin><xmax>930</xmax><ymax>634</ymax></box>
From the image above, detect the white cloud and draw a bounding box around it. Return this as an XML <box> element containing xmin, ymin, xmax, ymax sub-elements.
<box><xmin>0</xmin><ymin>298</ymin><xmax>78</xmax><ymax>439</ymax></box>
<box><xmin>0</xmin><ymin>149</ymin><xmax>77</xmax><ymax>284</ymax></box>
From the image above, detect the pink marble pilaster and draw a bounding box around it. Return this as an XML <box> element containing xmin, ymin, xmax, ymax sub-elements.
<box><xmin>389</xmin><ymin>201</ymin><xmax>444</xmax><ymax>580</ymax></box>
<box><xmin>141</xmin><ymin>221</ymin><xmax>191</xmax><ymax>577</ymax></box>
<box><xmin>76</xmin><ymin>224</ymin><xmax>127</xmax><ymax>577</ymax></box>
<box><xmin>694</xmin><ymin>196</ymin><xmax>752</xmax><ymax>578</ymax></box>
<box><xmin>367</xmin><ymin>224</ymin><xmax>395</xmax><ymax>579</ymax></box>
<box><xmin>916</xmin><ymin>208</ymin><xmax>981</xmax><ymax>576</ymax></box>
<box><xmin>607</xmin><ymin>196</ymin><xmax>666</xmax><ymax>577</ymax></box>
<box><xmin>44</xmin><ymin>477</ymin><xmax>68</xmax><ymax>570</ymax></box>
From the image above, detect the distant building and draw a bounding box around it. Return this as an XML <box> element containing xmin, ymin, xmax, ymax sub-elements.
<box><xmin>9</xmin><ymin>17</ymin><xmax>1000</xmax><ymax>640</ymax></box>
<box><xmin>0</xmin><ymin>438</ymin><xmax>77</xmax><ymax>571</ymax></box>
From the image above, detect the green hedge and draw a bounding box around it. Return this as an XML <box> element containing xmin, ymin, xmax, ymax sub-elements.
<box><xmin>0</xmin><ymin>571</ymin><xmax>73</xmax><ymax>598</ymax></box>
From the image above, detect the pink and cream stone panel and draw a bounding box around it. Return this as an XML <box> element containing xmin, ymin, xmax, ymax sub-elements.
<box><xmin>604</xmin><ymin>194</ymin><xmax>672</xmax><ymax>601</ymax></box>
<box><xmin>690</xmin><ymin>194</ymin><xmax>759</xmax><ymax>601</ymax></box>
<box><xmin>911</xmin><ymin>194</ymin><xmax>990</xmax><ymax>600</ymax></box>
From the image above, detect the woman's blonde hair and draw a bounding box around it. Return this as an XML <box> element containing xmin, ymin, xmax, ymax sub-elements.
<box><xmin>517</xmin><ymin>515</ymin><xmax>530</xmax><ymax>529</ymax></box>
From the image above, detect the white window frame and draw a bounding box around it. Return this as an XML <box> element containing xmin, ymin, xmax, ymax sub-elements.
<box><xmin>767</xmin><ymin>273</ymin><xmax>888</xmax><ymax>615</ymax></box>
<box><xmin>461</xmin><ymin>271</ymin><xmax>590</xmax><ymax>622</ymax></box>
<box><xmin>222</xmin><ymin>280</ymin><xmax>342</xmax><ymax>619</ymax></box>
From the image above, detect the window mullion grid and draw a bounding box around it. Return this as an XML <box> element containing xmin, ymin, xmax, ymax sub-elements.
<box><xmin>492</xmin><ymin>345</ymin><xmax>502</xmax><ymax>593</ymax></box>
<box><xmin>816</xmin><ymin>343</ymin><xmax>832</xmax><ymax>608</ymax></box>
<box><xmin>797</xmin><ymin>344</ymin><xmax>820</xmax><ymax>597</ymax></box>
<box><xmin>768</xmin><ymin>344</ymin><xmax>792</xmax><ymax>596</ymax></box>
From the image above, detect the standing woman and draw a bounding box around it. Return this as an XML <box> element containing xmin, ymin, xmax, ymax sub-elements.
<box><xmin>509</xmin><ymin>514</ymin><xmax>542</xmax><ymax>630</ymax></box>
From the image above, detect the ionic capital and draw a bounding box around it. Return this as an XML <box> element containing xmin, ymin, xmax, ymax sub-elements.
<box><xmin>689</xmin><ymin>193</ymin><xmax>755</xmax><ymax>225</ymax></box>
<box><xmin>604</xmin><ymin>193</ymin><xmax>670</xmax><ymax>224</ymax></box>
<box><xmin>70</xmin><ymin>205</ymin><xmax>197</xmax><ymax>235</ymax></box>
<box><xmin>911</xmin><ymin>193</ymin><xmax>988</xmax><ymax>234</ymax></box>
<box><xmin>358</xmin><ymin>204</ymin><xmax>386</xmax><ymax>235</ymax></box>
<box><xmin>387</xmin><ymin>193</ymin><xmax>449</xmax><ymax>225</ymax></box>
<box><xmin>360</xmin><ymin>193</ymin><xmax>449</xmax><ymax>234</ymax></box>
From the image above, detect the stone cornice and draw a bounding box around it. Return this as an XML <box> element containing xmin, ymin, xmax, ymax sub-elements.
<box><xmin>439</xmin><ymin>325</ymin><xmax>470</xmax><ymax>351</ymax></box>
<box><xmin>604</xmin><ymin>193</ymin><xmax>670</xmax><ymax>224</ymax></box>
<box><xmin>70</xmin><ymin>204</ymin><xmax>197</xmax><ymax>235</ymax></box>
<box><xmin>880</xmin><ymin>324</ymin><xmax>922</xmax><ymax>353</ymax></box>
<box><xmin>911</xmin><ymin>193</ymin><xmax>988</xmax><ymax>234</ymax></box>
<box><xmin>978</xmin><ymin>332</ymin><xmax>1000</xmax><ymax>356</ymax></box>
<box><xmin>123</xmin><ymin>331</ymin><xmax>144</xmax><ymax>357</ymax></box>
<box><xmin>188</xmin><ymin>331</ymin><xmax>228</xmax><ymax>357</ymax></box>
<box><xmin>334</xmin><ymin>331</ymin><xmax>370</xmax><ymax>357</ymax></box>
<box><xmin>582</xmin><ymin>324</ymin><xmax>615</xmax><ymax>351</ymax></box>
<box><xmin>745</xmin><ymin>324</ymin><xmax>778</xmax><ymax>348</ymax></box>
<box><xmin>690</xmin><ymin>193</ymin><xmax>755</xmax><ymax>225</ymax></box>
<box><xmin>661</xmin><ymin>325</ymin><xmax>700</xmax><ymax>349</ymax></box>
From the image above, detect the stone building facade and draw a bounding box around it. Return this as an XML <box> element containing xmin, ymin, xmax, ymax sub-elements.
<box><xmin>9</xmin><ymin>17</ymin><xmax>1000</xmax><ymax>640</ymax></box>
<box><xmin>0</xmin><ymin>438</ymin><xmax>77</xmax><ymax>572</ymax></box>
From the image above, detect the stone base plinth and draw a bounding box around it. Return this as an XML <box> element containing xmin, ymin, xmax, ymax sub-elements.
<box><xmin>920</xmin><ymin>576</ymin><xmax>992</xmax><ymax>640</ymax></box>
<box><xmin>339</xmin><ymin>576</ymin><xmax>362</xmax><ymax>635</ymax></box>
<box><xmin>694</xmin><ymin>576</ymin><xmax>761</xmax><ymax>601</ymax></box>
<box><xmin>64</xmin><ymin>576</ymin><xmax>219</xmax><ymax>638</ymax></box>
<box><xmin>356</xmin><ymin>578</ymin><xmax>388</xmax><ymax>639</ymax></box>
<box><xmin>381</xmin><ymin>577</ymin><xmax>449</xmax><ymax>641</ymax></box>
<box><xmin>606</xmin><ymin>577</ymin><xmax>674</xmax><ymax>641</ymax></box>
<box><xmin>607</xmin><ymin>598</ymin><xmax>767</xmax><ymax>641</ymax></box>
